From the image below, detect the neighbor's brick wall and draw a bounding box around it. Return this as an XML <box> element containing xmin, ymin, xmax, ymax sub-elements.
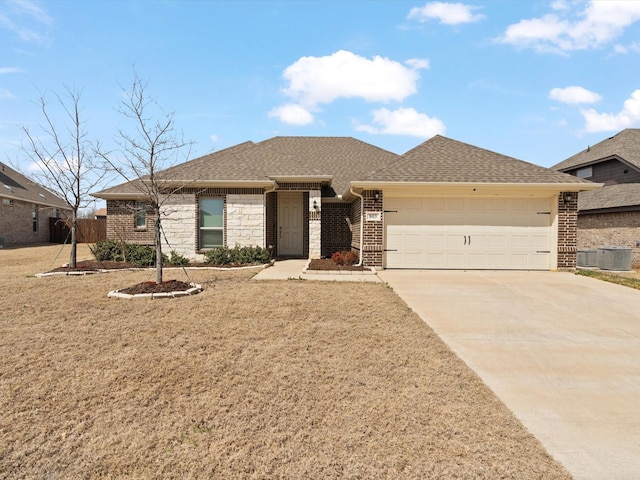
<box><xmin>321</xmin><ymin>202</ymin><xmax>352</xmax><ymax>257</ymax></box>
<box><xmin>0</xmin><ymin>199</ymin><xmax>53</xmax><ymax>245</ymax></box>
<box><xmin>362</xmin><ymin>190</ymin><xmax>384</xmax><ymax>268</ymax></box>
<box><xmin>557</xmin><ymin>192</ymin><xmax>578</xmax><ymax>269</ymax></box>
<box><xmin>578</xmin><ymin>211</ymin><xmax>640</xmax><ymax>266</ymax></box>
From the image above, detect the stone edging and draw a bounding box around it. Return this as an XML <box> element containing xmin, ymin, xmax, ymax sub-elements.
<box><xmin>107</xmin><ymin>282</ymin><xmax>203</xmax><ymax>299</ymax></box>
<box><xmin>36</xmin><ymin>262</ymin><xmax>272</xmax><ymax>277</ymax></box>
<box><xmin>302</xmin><ymin>259</ymin><xmax>377</xmax><ymax>276</ymax></box>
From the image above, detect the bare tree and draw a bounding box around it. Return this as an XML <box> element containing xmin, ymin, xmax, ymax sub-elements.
<box><xmin>20</xmin><ymin>87</ymin><xmax>106</xmax><ymax>268</ymax></box>
<box><xmin>100</xmin><ymin>75</ymin><xmax>192</xmax><ymax>284</ymax></box>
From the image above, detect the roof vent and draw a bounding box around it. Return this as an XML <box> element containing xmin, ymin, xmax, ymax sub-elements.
<box><xmin>3</xmin><ymin>185</ymin><xmax>10</xmax><ymax>191</ymax></box>
<box><xmin>39</xmin><ymin>193</ymin><xmax>46</xmax><ymax>199</ymax></box>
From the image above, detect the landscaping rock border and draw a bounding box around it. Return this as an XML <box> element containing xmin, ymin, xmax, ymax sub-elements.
<box><xmin>107</xmin><ymin>282</ymin><xmax>203</xmax><ymax>299</ymax></box>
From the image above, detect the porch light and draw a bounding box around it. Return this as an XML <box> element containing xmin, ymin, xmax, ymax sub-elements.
<box><xmin>563</xmin><ymin>192</ymin><xmax>574</xmax><ymax>204</ymax></box>
<box><xmin>313</xmin><ymin>199</ymin><xmax>319</xmax><ymax>211</ymax></box>
<box><xmin>374</xmin><ymin>192</ymin><xmax>380</xmax><ymax>202</ymax></box>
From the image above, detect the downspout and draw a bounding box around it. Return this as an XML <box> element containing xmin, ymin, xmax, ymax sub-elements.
<box><xmin>349</xmin><ymin>187</ymin><xmax>364</xmax><ymax>267</ymax></box>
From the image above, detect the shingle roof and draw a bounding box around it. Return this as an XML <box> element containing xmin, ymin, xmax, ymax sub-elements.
<box><xmin>364</xmin><ymin>135</ymin><xmax>593</xmax><ymax>185</ymax></box>
<box><xmin>552</xmin><ymin>129</ymin><xmax>640</xmax><ymax>172</ymax></box>
<box><xmin>578</xmin><ymin>183</ymin><xmax>640</xmax><ymax>211</ymax></box>
<box><xmin>0</xmin><ymin>162</ymin><xmax>69</xmax><ymax>209</ymax></box>
<box><xmin>95</xmin><ymin>137</ymin><xmax>399</xmax><ymax>197</ymax></box>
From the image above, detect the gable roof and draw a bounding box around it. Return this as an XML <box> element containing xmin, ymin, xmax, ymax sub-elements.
<box><xmin>0</xmin><ymin>162</ymin><xmax>69</xmax><ymax>209</ymax></box>
<box><xmin>578</xmin><ymin>183</ymin><xmax>640</xmax><ymax>212</ymax></box>
<box><xmin>552</xmin><ymin>129</ymin><xmax>640</xmax><ymax>172</ymax></box>
<box><xmin>362</xmin><ymin>135</ymin><xmax>594</xmax><ymax>185</ymax></box>
<box><xmin>94</xmin><ymin>137</ymin><xmax>399</xmax><ymax>198</ymax></box>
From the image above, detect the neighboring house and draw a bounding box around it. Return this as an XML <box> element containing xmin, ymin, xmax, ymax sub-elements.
<box><xmin>0</xmin><ymin>161</ymin><xmax>69</xmax><ymax>246</ymax></box>
<box><xmin>94</xmin><ymin>208</ymin><xmax>107</xmax><ymax>220</ymax></box>
<box><xmin>552</xmin><ymin>128</ymin><xmax>640</xmax><ymax>265</ymax></box>
<box><xmin>93</xmin><ymin>135</ymin><xmax>597</xmax><ymax>270</ymax></box>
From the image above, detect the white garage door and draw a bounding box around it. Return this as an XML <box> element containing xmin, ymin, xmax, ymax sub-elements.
<box><xmin>385</xmin><ymin>197</ymin><xmax>552</xmax><ymax>270</ymax></box>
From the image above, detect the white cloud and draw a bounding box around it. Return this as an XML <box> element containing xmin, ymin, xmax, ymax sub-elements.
<box><xmin>0</xmin><ymin>89</ymin><xmax>15</xmax><ymax>99</ymax></box>
<box><xmin>0</xmin><ymin>67</ymin><xmax>22</xmax><ymax>74</ymax></box>
<box><xmin>268</xmin><ymin>103</ymin><xmax>314</xmax><ymax>126</ymax></box>
<box><xmin>614</xmin><ymin>41</ymin><xmax>640</xmax><ymax>54</ymax></box>
<box><xmin>407</xmin><ymin>2</ymin><xmax>485</xmax><ymax>25</ymax></box>
<box><xmin>581</xmin><ymin>90</ymin><xmax>640</xmax><ymax>132</ymax></box>
<box><xmin>405</xmin><ymin>58</ymin><xmax>430</xmax><ymax>70</ymax></box>
<box><xmin>209</xmin><ymin>134</ymin><xmax>218</xmax><ymax>143</ymax></box>
<box><xmin>280</xmin><ymin>50</ymin><xmax>420</xmax><ymax>108</ymax></box>
<box><xmin>498</xmin><ymin>1</ymin><xmax>640</xmax><ymax>53</ymax></box>
<box><xmin>355</xmin><ymin>107</ymin><xmax>446</xmax><ymax>138</ymax></box>
<box><xmin>0</xmin><ymin>0</ymin><xmax>52</xmax><ymax>44</ymax></box>
<box><xmin>549</xmin><ymin>86</ymin><xmax>601</xmax><ymax>104</ymax></box>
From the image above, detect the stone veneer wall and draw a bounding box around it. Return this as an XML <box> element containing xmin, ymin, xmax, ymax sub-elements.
<box><xmin>226</xmin><ymin>193</ymin><xmax>265</xmax><ymax>248</ymax></box>
<box><xmin>160</xmin><ymin>193</ymin><xmax>196</xmax><ymax>257</ymax></box>
<box><xmin>0</xmin><ymin>199</ymin><xmax>53</xmax><ymax>245</ymax></box>
<box><xmin>321</xmin><ymin>202</ymin><xmax>352</xmax><ymax>257</ymax></box>
<box><xmin>578</xmin><ymin>210</ymin><xmax>640</xmax><ymax>266</ymax></box>
<box><xmin>557</xmin><ymin>192</ymin><xmax>578</xmax><ymax>269</ymax></box>
<box><xmin>308</xmin><ymin>190</ymin><xmax>321</xmax><ymax>259</ymax></box>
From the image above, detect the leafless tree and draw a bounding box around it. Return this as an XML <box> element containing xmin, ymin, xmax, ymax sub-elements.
<box><xmin>20</xmin><ymin>87</ymin><xmax>106</xmax><ymax>268</ymax></box>
<box><xmin>100</xmin><ymin>75</ymin><xmax>192</xmax><ymax>284</ymax></box>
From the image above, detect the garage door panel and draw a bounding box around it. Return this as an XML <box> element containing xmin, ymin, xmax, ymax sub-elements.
<box><xmin>385</xmin><ymin>196</ymin><xmax>552</xmax><ymax>270</ymax></box>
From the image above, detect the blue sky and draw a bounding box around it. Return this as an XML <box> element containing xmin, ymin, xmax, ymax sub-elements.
<box><xmin>3</xmin><ymin>0</ymin><xmax>640</xmax><ymax>185</ymax></box>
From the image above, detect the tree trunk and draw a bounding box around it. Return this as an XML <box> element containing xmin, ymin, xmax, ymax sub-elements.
<box><xmin>155</xmin><ymin>214</ymin><xmax>163</xmax><ymax>285</ymax></box>
<box><xmin>70</xmin><ymin>212</ymin><xmax>78</xmax><ymax>268</ymax></box>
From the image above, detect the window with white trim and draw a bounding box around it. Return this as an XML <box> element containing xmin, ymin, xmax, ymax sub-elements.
<box><xmin>199</xmin><ymin>198</ymin><xmax>224</xmax><ymax>249</ymax></box>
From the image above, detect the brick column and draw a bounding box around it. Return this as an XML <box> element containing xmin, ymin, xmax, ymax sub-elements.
<box><xmin>361</xmin><ymin>190</ymin><xmax>384</xmax><ymax>268</ymax></box>
<box><xmin>557</xmin><ymin>192</ymin><xmax>578</xmax><ymax>269</ymax></box>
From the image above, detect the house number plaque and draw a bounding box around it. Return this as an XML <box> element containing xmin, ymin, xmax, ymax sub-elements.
<box><xmin>366</xmin><ymin>212</ymin><xmax>382</xmax><ymax>222</ymax></box>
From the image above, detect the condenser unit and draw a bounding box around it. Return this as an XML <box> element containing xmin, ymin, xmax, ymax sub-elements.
<box><xmin>597</xmin><ymin>247</ymin><xmax>632</xmax><ymax>271</ymax></box>
<box><xmin>577</xmin><ymin>249</ymin><xmax>598</xmax><ymax>267</ymax></box>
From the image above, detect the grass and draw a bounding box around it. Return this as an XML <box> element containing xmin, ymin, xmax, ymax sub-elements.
<box><xmin>0</xmin><ymin>244</ymin><xmax>570</xmax><ymax>479</ymax></box>
<box><xmin>576</xmin><ymin>268</ymin><xmax>640</xmax><ymax>290</ymax></box>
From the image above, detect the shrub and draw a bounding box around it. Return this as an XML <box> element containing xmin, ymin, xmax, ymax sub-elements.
<box><xmin>92</xmin><ymin>240</ymin><xmax>168</xmax><ymax>267</ymax></box>
<box><xmin>331</xmin><ymin>250</ymin><xmax>358</xmax><ymax>266</ymax></box>
<box><xmin>92</xmin><ymin>239</ymin><xmax>125</xmax><ymax>262</ymax></box>
<box><xmin>168</xmin><ymin>250</ymin><xmax>190</xmax><ymax>266</ymax></box>
<box><xmin>204</xmin><ymin>245</ymin><xmax>271</xmax><ymax>265</ymax></box>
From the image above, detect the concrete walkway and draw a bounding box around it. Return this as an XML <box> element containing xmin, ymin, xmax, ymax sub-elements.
<box><xmin>253</xmin><ymin>259</ymin><xmax>381</xmax><ymax>282</ymax></box>
<box><xmin>378</xmin><ymin>270</ymin><xmax>640</xmax><ymax>480</ymax></box>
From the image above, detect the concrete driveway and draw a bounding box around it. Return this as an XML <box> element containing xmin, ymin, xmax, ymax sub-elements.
<box><xmin>377</xmin><ymin>270</ymin><xmax>640</xmax><ymax>480</ymax></box>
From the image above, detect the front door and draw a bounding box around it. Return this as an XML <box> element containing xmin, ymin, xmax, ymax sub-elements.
<box><xmin>278</xmin><ymin>192</ymin><xmax>304</xmax><ymax>257</ymax></box>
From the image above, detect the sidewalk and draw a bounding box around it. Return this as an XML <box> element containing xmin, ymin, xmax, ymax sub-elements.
<box><xmin>253</xmin><ymin>259</ymin><xmax>381</xmax><ymax>282</ymax></box>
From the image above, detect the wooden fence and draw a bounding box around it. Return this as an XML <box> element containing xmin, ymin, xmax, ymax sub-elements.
<box><xmin>49</xmin><ymin>218</ymin><xmax>107</xmax><ymax>244</ymax></box>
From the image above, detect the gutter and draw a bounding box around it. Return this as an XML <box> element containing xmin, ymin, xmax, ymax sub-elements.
<box><xmin>349</xmin><ymin>187</ymin><xmax>364</xmax><ymax>267</ymax></box>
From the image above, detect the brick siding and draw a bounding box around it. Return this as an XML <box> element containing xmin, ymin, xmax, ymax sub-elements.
<box><xmin>578</xmin><ymin>210</ymin><xmax>640</xmax><ymax>266</ymax></box>
<box><xmin>361</xmin><ymin>190</ymin><xmax>384</xmax><ymax>268</ymax></box>
<box><xmin>0</xmin><ymin>199</ymin><xmax>55</xmax><ymax>245</ymax></box>
<box><xmin>106</xmin><ymin>200</ymin><xmax>156</xmax><ymax>245</ymax></box>
<box><xmin>557</xmin><ymin>192</ymin><xmax>578</xmax><ymax>269</ymax></box>
<box><xmin>321</xmin><ymin>202</ymin><xmax>352</xmax><ymax>257</ymax></box>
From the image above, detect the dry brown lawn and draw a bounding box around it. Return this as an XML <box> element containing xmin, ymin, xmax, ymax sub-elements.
<box><xmin>0</xmin><ymin>244</ymin><xmax>570</xmax><ymax>479</ymax></box>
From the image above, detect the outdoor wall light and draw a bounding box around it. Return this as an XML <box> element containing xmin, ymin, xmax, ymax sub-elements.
<box><xmin>563</xmin><ymin>192</ymin><xmax>574</xmax><ymax>204</ymax></box>
<box><xmin>313</xmin><ymin>199</ymin><xmax>319</xmax><ymax>211</ymax></box>
<box><xmin>374</xmin><ymin>192</ymin><xmax>380</xmax><ymax>202</ymax></box>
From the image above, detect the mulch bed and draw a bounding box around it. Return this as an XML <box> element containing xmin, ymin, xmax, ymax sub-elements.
<box><xmin>307</xmin><ymin>258</ymin><xmax>367</xmax><ymax>271</ymax></box>
<box><xmin>118</xmin><ymin>280</ymin><xmax>193</xmax><ymax>295</ymax></box>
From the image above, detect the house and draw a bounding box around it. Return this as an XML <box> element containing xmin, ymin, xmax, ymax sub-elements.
<box><xmin>93</xmin><ymin>135</ymin><xmax>597</xmax><ymax>270</ymax></box>
<box><xmin>552</xmin><ymin>128</ymin><xmax>640</xmax><ymax>265</ymax></box>
<box><xmin>0</xmin><ymin>161</ymin><xmax>69</xmax><ymax>247</ymax></box>
<box><xmin>94</xmin><ymin>208</ymin><xmax>107</xmax><ymax>220</ymax></box>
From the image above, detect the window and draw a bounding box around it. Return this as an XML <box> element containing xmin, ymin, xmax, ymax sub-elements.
<box><xmin>32</xmin><ymin>204</ymin><xmax>38</xmax><ymax>232</ymax></box>
<box><xmin>576</xmin><ymin>166</ymin><xmax>593</xmax><ymax>179</ymax></box>
<box><xmin>135</xmin><ymin>201</ymin><xmax>146</xmax><ymax>229</ymax></box>
<box><xmin>199</xmin><ymin>198</ymin><xmax>224</xmax><ymax>249</ymax></box>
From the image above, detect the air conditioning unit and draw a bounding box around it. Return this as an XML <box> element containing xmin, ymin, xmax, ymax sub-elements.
<box><xmin>577</xmin><ymin>249</ymin><xmax>598</xmax><ymax>267</ymax></box>
<box><xmin>597</xmin><ymin>247</ymin><xmax>632</xmax><ymax>271</ymax></box>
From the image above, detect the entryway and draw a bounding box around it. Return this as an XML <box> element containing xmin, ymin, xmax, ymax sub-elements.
<box><xmin>277</xmin><ymin>192</ymin><xmax>304</xmax><ymax>257</ymax></box>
